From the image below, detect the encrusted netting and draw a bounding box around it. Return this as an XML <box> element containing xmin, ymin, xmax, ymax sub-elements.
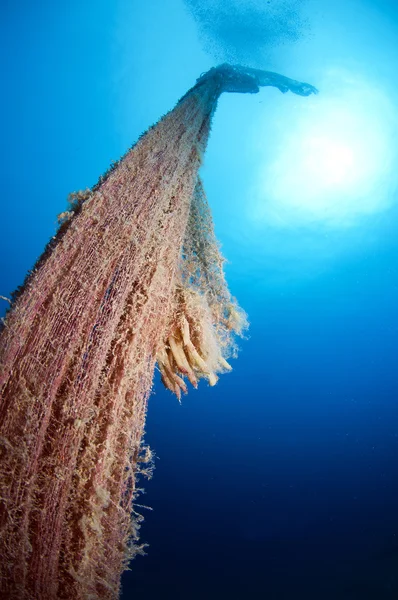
<box><xmin>156</xmin><ymin>177</ymin><xmax>247</xmax><ymax>400</ymax></box>
<box><xmin>182</xmin><ymin>176</ymin><xmax>247</xmax><ymax>347</ymax></box>
<box><xmin>0</xmin><ymin>71</ymin><xmax>246</xmax><ymax>600</ymax></box>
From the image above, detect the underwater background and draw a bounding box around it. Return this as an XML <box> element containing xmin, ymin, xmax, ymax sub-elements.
<box><xmin>1</xmin><ymin>0</ymin><xmax>398</xmax><ymax>598</ymax></box>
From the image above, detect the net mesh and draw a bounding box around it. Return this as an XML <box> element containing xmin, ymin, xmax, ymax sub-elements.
<box><xmin>0</xmin><ymin>73</ymin><xmax>246</xmax><ymax>600</ymax></box>
<box><xmin>157</xmin><ymin>177</ymin><xmax>247</xmax><ymax>399</ymax></box>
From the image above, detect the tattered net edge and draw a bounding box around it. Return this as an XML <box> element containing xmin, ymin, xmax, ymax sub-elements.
<box><xmin>156</xmin><ymin>176</ymin><xmax>248</xmax><ymax>401</ymax></box>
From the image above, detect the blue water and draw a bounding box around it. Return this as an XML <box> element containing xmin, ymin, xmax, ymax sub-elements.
<box><xmin>2</xmin><ymin>1</ymin><xmax>398</xmax><ymax>598</ymax></box>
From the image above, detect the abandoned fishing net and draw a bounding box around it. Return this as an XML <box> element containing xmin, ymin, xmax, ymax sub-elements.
<box><xmin>0</xmin><ymin>64</ymin><xmax>316</xmax><ymax>600</ymax></box>
<box><xmin>0</xmin><ymin>66</ymin><xmax>243</xmax><ymax>600</ymax></box>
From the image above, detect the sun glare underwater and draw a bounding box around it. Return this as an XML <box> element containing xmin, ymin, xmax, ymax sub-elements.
<box><xmin>251</xmin><ymin>69</ymin><xmax>398</xmax><ymax>229</ymax></box>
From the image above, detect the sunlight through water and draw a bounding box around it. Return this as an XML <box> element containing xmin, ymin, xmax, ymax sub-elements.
<box><xmin>252</xmin><ymin>69</ymin><xmax>398</xmax><ymax>229</ymax></box>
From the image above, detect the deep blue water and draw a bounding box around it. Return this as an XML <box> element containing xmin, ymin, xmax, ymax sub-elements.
<box><xmin>2</xmin><ymin>1</ymin><xmax>398</xmax><ymax>598</ymax></box>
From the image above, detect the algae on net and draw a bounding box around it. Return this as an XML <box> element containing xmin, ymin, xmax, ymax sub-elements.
<box><xmin>0</xmin><ymin>64</ymin><xmax>317</xmax><ymax>600</ymax></box>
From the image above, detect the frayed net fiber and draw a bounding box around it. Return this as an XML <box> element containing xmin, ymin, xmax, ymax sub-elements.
<box><xmin>0</xmin><ymin>67</ymin><xmax>246</xmax><ymax>600</ymax></box>
<box><xmin>0</xmin><ymin>63</ymin><xmax>316</xmax><ymax>599</ymax></box>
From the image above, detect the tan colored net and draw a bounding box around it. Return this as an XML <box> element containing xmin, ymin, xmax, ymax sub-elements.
<box><xmin>157</xmin><ymin>177</ymin><xmax>247</xmax><ymax>399</ymax></box>
<box><xmin>0</xmin><ymin>64</ymin><xmax>317</xmax><ymax>599</ymax></box>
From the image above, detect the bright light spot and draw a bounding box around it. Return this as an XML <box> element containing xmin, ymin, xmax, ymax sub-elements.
<box><xmin>303</xmin><ymin>136</ymin><xmax>354</xmax><ymax>187</ymax></box>
<box><xmin>251</xmin><ymin>70</ymin><xmax>398</xmax><ymax>228</ymax></box>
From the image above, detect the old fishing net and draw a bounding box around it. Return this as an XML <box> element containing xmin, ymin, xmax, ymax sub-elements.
<box><xmin>0</xmin><ymin>67</ymin><xmax>244</xmax><ymax>600</ymax></box>
<box><xmin>0</xmin><ymin>64</ymin><xmax>317</xmax><ymax>600</ymax></box>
